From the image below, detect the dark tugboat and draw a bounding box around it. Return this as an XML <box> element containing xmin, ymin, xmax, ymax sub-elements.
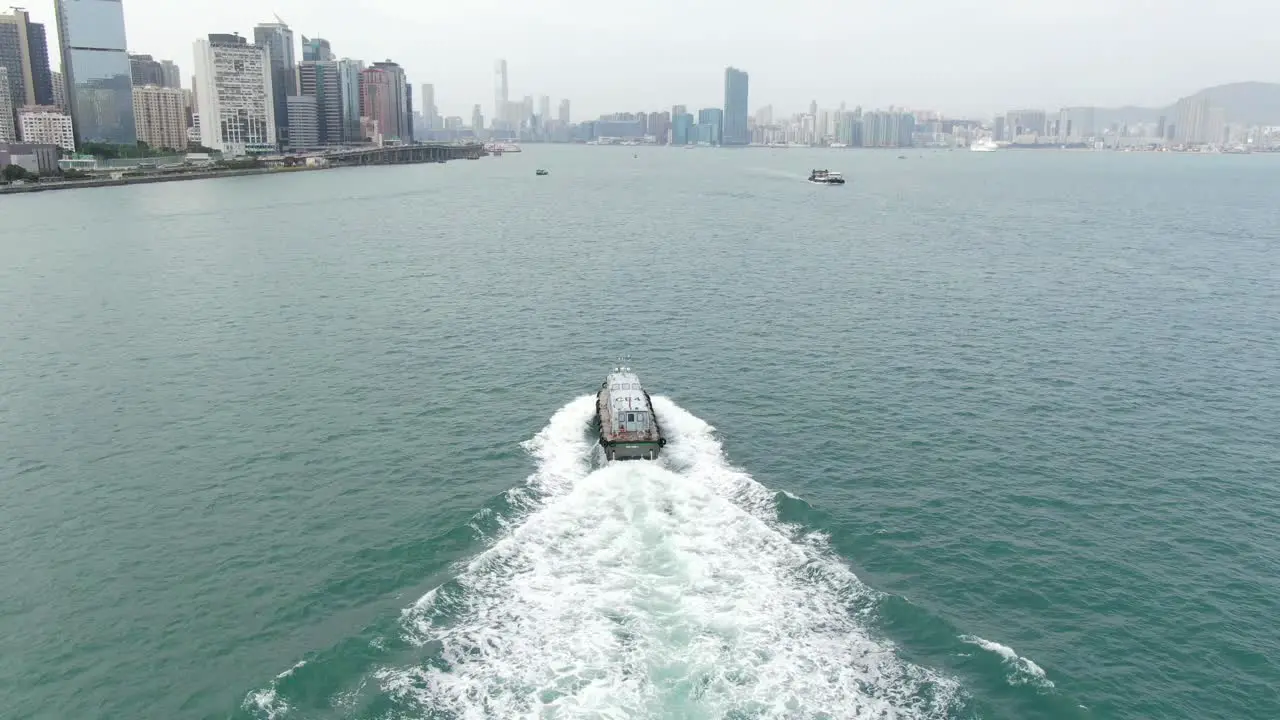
<box><xmin>808</xmin><ymin>169</ymin><xmax>845</xmax><ymax>184</ymax></box>
<box><xmin>536</xmin><ymin>168</ymin><xmax>549</xmax><ymax>176</ymax></box>
<box><xmin>595</xmin><ymin>364</ymin><xmax>665</xmax><ymax>461</ymax></box>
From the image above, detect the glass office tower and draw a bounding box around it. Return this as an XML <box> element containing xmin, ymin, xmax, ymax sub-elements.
<box><xmin>55</xmin><ymin>0</ymin><xmax>136</xmax><ymax>145</ymax></box>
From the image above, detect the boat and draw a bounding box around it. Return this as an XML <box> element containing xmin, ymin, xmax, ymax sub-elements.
<box><xmin>970</xmin><ymin>137</ymin><xmax>999</xmax><ymax>152</ymax></box>
<box><xmin>595</xmin><ymin>365</ymin><xmax>665</xmax><ymax>461</ymax></box>
<box><xmin>483</xmin><ymin>141</ymin><xmax>522</xmax><ymax>154</ymax></box>
<box><xmin>535</xmin><ymin>169</ymin><xmax>548</xmax><ymax>176</ymax></box>
<box><xmin>808</xmin><ymin>169</ymin><xmax>845</xmax><ymax>185</ymax></box>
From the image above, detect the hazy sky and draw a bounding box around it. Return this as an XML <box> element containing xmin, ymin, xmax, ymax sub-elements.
<box><xmin>28</xmin><ymin>0</ymin><xmax>1280</xmax><ymax>119</ymax></box>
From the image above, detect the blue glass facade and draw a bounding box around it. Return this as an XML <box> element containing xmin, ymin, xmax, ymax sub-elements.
<box><xmin>55</xmin><ymin>0</ymin><xmax>135</xmax><ymax>145</ymax></box>
<box><xmin>672</xmin><ymin>113</ymin><xmax>694</xmax><ymax>145</ymax></box>
<box><xmin>697</xmin><ymin>107</ymin><xmax>723</xmax><ymax>145</ymax></box>
<box><xmin>722</xmin><ymin>67</ymin><xmax>748</xmax><ymax>146</ymax></box>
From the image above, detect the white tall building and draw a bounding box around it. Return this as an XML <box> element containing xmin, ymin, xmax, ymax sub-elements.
<box><xmin>132</xmin><ymin>85</ymin><xmax>187</xmax><ymax>150</ymax></box>
<box><xmin>493</xmin><ymin>59</ymin><xmax>507</xmax><ymax>128</ymax></box>
<box><xmin>17</xmin><ymin>105</ymin><xmax>75</xmax><ymax>150</ymax></box>
<box><xmin>0</xmin><ymin>68</ymin><xmax>15</xmax><ymax>142</ymax></box>
<box><xmin>192</xmin><ymin>33</ymin><xmax>276</xmax><ymax>156</ymax></box>
<box><xmin>420</xmin><ymin>83</ymin><xmax>437</xmax><ymax>130</ymax></box>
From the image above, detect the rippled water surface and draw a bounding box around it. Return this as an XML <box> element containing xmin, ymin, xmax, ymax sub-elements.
<box><xmin>2</xmin><ymin>147</ymin><xmax>1278</xmax><ymax>719</ymax></box>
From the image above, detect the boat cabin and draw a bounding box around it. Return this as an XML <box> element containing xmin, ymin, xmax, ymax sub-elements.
<box><xmin>603</xmin><ymin>372</ymin><xmax>654</xmax><ymax>435</ymax></box>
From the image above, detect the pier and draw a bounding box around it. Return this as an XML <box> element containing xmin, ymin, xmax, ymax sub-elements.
<box><xmin>322</xmin><ymin>142</ymin><xmax>484</xmax><ymax>167</ymax></box>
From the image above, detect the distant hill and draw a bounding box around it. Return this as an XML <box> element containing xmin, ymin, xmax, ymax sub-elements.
<box><xmin>1094</xmin><ymin>82</ymin><xmax>1280</xmax><ymax>127</ymax></box>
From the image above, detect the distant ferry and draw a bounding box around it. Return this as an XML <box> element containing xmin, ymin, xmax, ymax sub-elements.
<box><xmin>483</xmin><ymin>141</ymin><xmax>522</xmax><ymax>153</ymax></box>
<box><xmin>808</xmin><ymin>169</ymin><xmax>845</xmax><ymax>185</ymax></box>
<box><xmin>595</xmin><ymin>365</ymin><xmax>665</xmax><ymax>461</ymax></box>
<box><xmin>971</xmin><ymin>138</ymin><xmax>999</xmax><ymax>152</ymax></box>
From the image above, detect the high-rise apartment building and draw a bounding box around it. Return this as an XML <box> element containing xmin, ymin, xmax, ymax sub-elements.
<box><xmin>193</xmin><ymin>33</ymin><xmax>275</xmax><ymax>155</ymax></box>
<box><xmin>18</xmin><ymin>105</ymin><xmax>75</xmax><ymax>150</ymax></box>
<box><xmin>131</xmin><ymin>84</ymin><xmax>186</xmax><ymax>150</ymax></box>
<box><xmin>361</xmin><ymin>61</ymin><xmax>409</xmax><ymax>144</ymax></box>
<box><xmin>1004</xmin><ymin>109</ymin><xmax>1046</xmax><ymax>140</ymax></box>
<box><xmin>1</xmin><ymin>9</ymin><xmax>54</xmax><ymax>110</ymax></box>
<box><xmin>0</xmin><ymin>68</ymin><xmax>14</xmax><ymax>142</ymax></box>
<box><xmin>297</xmin><ymin>61</ymin><xmax>344</xmax><ymax>146</ymax></box>
<box><xmin>253</xmin><ymin>20</ymin><xmax>295</xmax><ymax>147</ymax></box>
<box><xmin>1173</xmin><ymin>94</ymin><xmax>1215</xmax><ymax>145</ymax></box>
<box><xmin>1055</xmin><ymin>107</ymin><xmax>1096</xmax><ymax>142</ymax></box>
<box><xmin>55</xmin><ymin>0</ymin><xmax>135</xmax><ymax>145</ymax></box>
<box><xmin>471</xmin><ymin>104</ymin><xmax>483</xmax><ymax>131</ymax></box>
<box><xmin>301</xmin><ymin>36</ymin><xmax>333</xmax><ymax>62</ymax></box>
<box><xmin>722</xmin><ymin>66</ymin><xmax>749</xmax><ymax>146</ymax></box>
<box><xmin>51</xmin><ymin>70</ymin><xmax>66</xmax><ymax>111</ymax></box>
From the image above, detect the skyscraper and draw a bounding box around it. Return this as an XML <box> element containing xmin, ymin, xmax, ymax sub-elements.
<box><xmin>722</xmin><ymin>66</ymin><xmax>748</xmax><ymax>146</ymax></box>
<box><xmin>129</xmin><ymin>54</ymin><xmax>163</xmax><ymax>86</ymax></box>
<box><xmin>51</xmin><ymin>70</ymin><xmax>66</xmax><ymax>112</ymax></box>
<box><xmin>301</xmin><ymin>36</ymin><xmax>333</xmax><ymax>62</ymax></box>
<box><xmin>297</xmin><ymin>61</ymin><xmax>344</xmax><ymax>145</ymax></box>
<box><xmin>254</xmin><ymin>20</ymin><xmax>295</xmax><ymax>147</ymax></box>
<box><xmin>286</xmin><ymin>95</ymin><xmax>318</xmax><ymax>148</ymax></box>
<box><xmin>493</xmin><ymin>59</ymin><xmax>508</xmax><ymax>128</ymax></box>
<box><xmin>361</xmin><ymin>61</ymin><xmax>409</xmax><ymax>144</ymax></box>
<box><xmin>0</xmin><ymin>69</ymin><xmax>14</xmax><ymax>142</ymax></box>
<box><xmin>193</xmin><ymin>33</ymin><xmax>275</xmax><ymax>155</ymax></box>
<box><xmin>538</xmin><ymin>95</ymin><xmax>550</xmax><ymax>123</ymax></box>
<box><xmin>337</xmin><ymin>58</ymin><xmax>362</xmax><ymax>142</ymax></box>
<box><xmin>697</xmin><ymin>107</ymin><xmax>723</xmax><ymax>145</ymax></box>
<box><xmin>420</xmin><ymin>83</ymin><xmax>436</xmax><ymax>130</ymax></box>
<box><xmin>54</xmin><ymin>0</ymin><xmax>135</xmax><ymax>145</ymax></box>
<box><xmin>1005</xmin><ymin>109</ymin><xmax>1046</xmax><ymax>140</ymax></box>
<box><xmin>131</xmin><ymin>85</ymin><xmax>186</xmax><ymax>150</ymax></box>
<box><xmin>559</xmin><ymin>98</ymin><xmax>570</xmax><ymax>125</ymax></box>
<box><xmin>672</xmin><ymin>112</ymin><xmax>693</xmax><ymax>145</ymax></box>
<box><xmin>159</xmin><ymin>60</ymin><xmax>180</xmax><ymax>89</ymax></box>
<box><xmin>471</xmin><ymin>104</ymin><xmax>483</xmax><ymax>132</ymax></box>
<box><xmin>1</xmin><ymin>9</ymin><xmax>55</xmax><ymax>108</ymax></box>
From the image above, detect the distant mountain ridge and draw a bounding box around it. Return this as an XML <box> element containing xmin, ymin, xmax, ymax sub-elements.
<box><xmin>1094</xmin><ymin>82</ymin><xmax>1280</xmax><ymax>127</ymax></box>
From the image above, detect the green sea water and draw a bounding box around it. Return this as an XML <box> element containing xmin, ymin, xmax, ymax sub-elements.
<box><xmin>2</xmin><ymin>147</ymin><xmax>1278</xmax><ymax>719</ymax></box>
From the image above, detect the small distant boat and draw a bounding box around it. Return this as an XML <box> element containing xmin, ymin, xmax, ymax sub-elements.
<box><xmin>971</xmin><ymin>138</ymin><xmax>999</xmax><ymax>152</ymax></box>
<box><xmin>535</xmin><ymin>169</ymin><xmax>548</xmax><ymax>176</ymax></box>
<box><xmin>808</xmin><ymin>169</ymin><xmax>845</xmax><ymax>185</ymax></box>
<box><xmin>897</xmin><ymin>155</ymin><xmax>907</xmax><ymax>159</ymax></box>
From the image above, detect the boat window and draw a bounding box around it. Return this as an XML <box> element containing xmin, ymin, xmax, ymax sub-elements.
<box><xmin>628</xmin><ymin>413</ymin><xmax>635</xmax><ymax>422</ymax></box>
<box><xmin>612</xmin><ymin>384</ymin><xmax>620</xmax><ymax>390</ymax></box>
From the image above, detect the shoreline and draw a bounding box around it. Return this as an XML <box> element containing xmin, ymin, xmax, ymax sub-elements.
<box><xmin>0</xmin><ymin>165</ymin><xmax>325</xmax><ymax>195</ymax></box>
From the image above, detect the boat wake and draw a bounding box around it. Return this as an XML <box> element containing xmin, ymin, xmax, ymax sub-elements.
<box><xmin>244</xmin><ymin>395</ymin><xmax>964</xmax><ymax>718</ymax></box>
<box><xmin>378</xmin><ymin>395</ymin><xmax>960</xmax><ymax>718</ymax></box>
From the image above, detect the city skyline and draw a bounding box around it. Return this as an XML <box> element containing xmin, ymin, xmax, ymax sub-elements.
<box><xmin>18</xmin><ymin>0</ymin><xmax>1280</xmax><ymax>120</ymax></box>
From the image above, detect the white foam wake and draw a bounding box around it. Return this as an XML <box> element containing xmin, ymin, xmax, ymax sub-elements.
<box><xmin>380</xmin><ymin>395</ymin><xmax>961</xmax><ymax>718</ymax></box>
<box><xmin>959</xmin><ymin>635</ymin><xmax>1054</xmax><ymax>690</ymax></box>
